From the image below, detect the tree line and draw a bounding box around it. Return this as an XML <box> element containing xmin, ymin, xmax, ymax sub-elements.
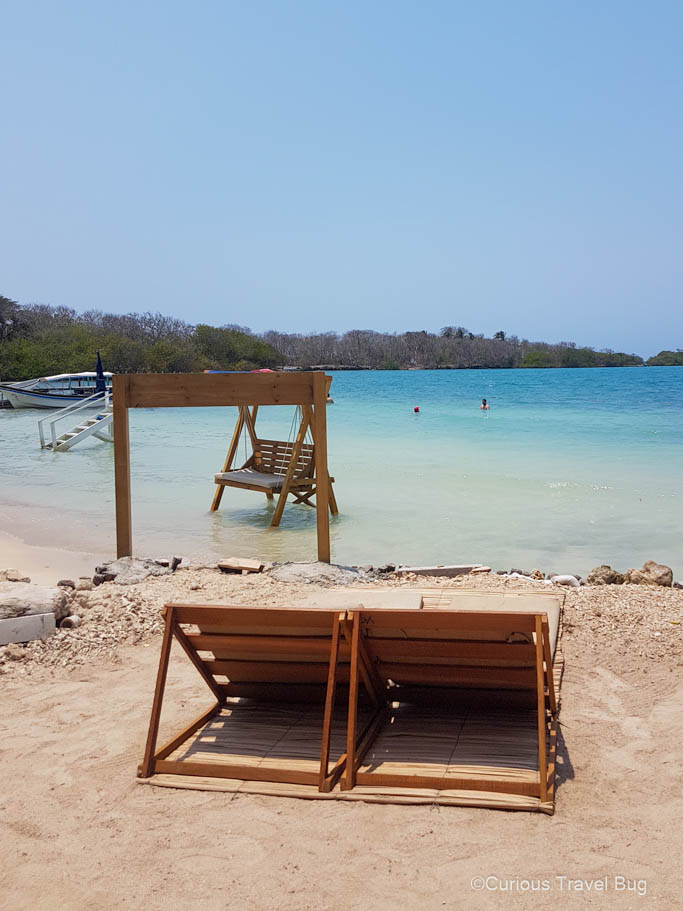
<box><xmin>0</xmin><ymin>295</ymin><xmax>677</xmax><ymax>380</ymax></box>
<box><xmin>262</xmin><ymin>327</ymin><xmax>646</xmax><ymax>369</ymax></box>
<box><xmin>0</xmin><ymin>296</ymin><xmax>279</xmax><ymax>380</ymax></box>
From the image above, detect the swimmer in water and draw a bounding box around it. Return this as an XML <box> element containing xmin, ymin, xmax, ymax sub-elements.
<box><xmin>480</xmin><ymin>398</ymin><xmax>490</xmax><ymax>410</ymax></box>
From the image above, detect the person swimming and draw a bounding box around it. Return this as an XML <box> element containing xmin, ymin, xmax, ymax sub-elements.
<box><xmin>480</xmin><ymin>398</ymin><xmax>490</xmax><ymax>410</ymax></box>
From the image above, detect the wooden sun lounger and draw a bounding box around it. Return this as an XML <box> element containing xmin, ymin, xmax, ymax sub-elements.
<box><xmin>342</xmin><ymin>607</ymin><xmax>559</xmax><ymax>811</ymax></box>
<box><xmin>138</xmin><ymin>603</ymin><xmax>356</xmax><ymax>791</ymax></box>
<box><xmin>139</xmin><ymin>595</ymin><xmax>562</xmax><ymax>813</ymax></box>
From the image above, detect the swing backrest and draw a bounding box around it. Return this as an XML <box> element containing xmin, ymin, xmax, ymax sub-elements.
<box><xmin>252</xmin><ymin>438</ymin><xmax>315</xmax><ymax>478</ymax></box>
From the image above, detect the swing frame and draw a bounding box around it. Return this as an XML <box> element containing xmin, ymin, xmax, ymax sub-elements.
<box><xmin>113</xmin><ymin>371</ymin><xmax>334</xmax><ymax>562</ymax></box>
<box><xmin>210</xmin><ymin>399</ymin><xmax>338</xmax><ymax>527</ymax></box>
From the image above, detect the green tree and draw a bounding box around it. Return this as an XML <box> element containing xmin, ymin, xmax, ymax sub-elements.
<box><xmin>645</xmin><ymin>350</ymin><xmax>683</xmax><ymax>366</ymax></box>
<box><xmin>521</xmin><ymin>349</ymin><xmax>554</xmax><ymax>368</ymax></box>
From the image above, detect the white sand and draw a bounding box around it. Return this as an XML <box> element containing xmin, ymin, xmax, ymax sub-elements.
<box><xmin>1</xmin><ymin>544</ymin><xmax>682</xmax><ymax>909</ymax></box>
<box><xmin>0</xmin><ymin>531</ymin><xmax>110</xmax><ymax>586</ymax></box>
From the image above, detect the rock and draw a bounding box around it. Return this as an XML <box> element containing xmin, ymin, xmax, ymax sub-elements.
<box><xmin>102</xmin><ymin>557</ymin><xmax>172</xmax><ymax>585</ymax></box>
<box><xmin>153</xmin><ymin>559</ymin><xmax>170</xmax><ymax>567</ymax></box>
<box><xmin>586</xmin><ymin>565</ymin><xmax>625</xmax><ymax>585</ymax></box>
<box><xmin>268</xmin><ymin>562</ymin><xmax>361</xmax><ymax>586</ymax></box>
<box><xmin>624</xmin><ymin>569</ymin><xmax>647</xmax><ymax>584</ymax></box>
<box><xmin>674</xmin><ymin>582</ymin><xmax>683</xmax><ymax>590</ymax></box>
<box><xmin>358</xmin><ymin>565</ymin><xmax>374</xmax><ymax>574</ymax></box>
<box><xmin>171</xmin><ymin>556</ymin><xmax>182</xmax><ymax>572</ymax></box>
<box><xmin>57</xmin><ymin>579</ymin><xmax>76</xmax><ymax>590</ymax></box>
<box><xmin>549</xmin><ymin>574</ymin><xmax>581</xmax><ymax>587</ymax></box>
<box><xmin>4</xmin><ymin>569</ymin><xmax>31</xmax><ymax>583</ymax></box>
<box><xmin>93</xmin><ymin>573</ymin><xmax>117</xmax><ymax>586</ymax></box>
<box><xmin>5</xmin><ymin>642</ymin><xmax>27</xmax><ymax>660</ymax></box>
<box><xmin>624</xmin><ymin>561</ymin><xmax>673</xmax><ymax>588</ymax></box>
<box><xmin>0</xmin><ymin>582</ymin><xmax>69</xmax><ymax>620</ymax></box>
<box><xmin>95</xmin><ymin>565</ymin><xmax>109</xmax><ymax>574</ymax></box>
<box><xmin>0</xmin><ymin>569</ymin><xmax>31</xmax><ymax>583</ymax></box>
<box><xmin>76</xmin><ymin>578</ymin><xmax>94</xmax><ymax>591</ymax></box>
<box><xmin>73</xmin><ymin>593</ymin><xmax>92</xmax><ymax>610</ymax></box>
<box><xmin>510</xmin><ymin>568</ymin><xmax>530</xmax><ymax>577</ymax></box>
<box><xmin>470</xmin><ymin>566</ymin><xmax>491</xmax><ymax>575</ymax></box>
<box><xmin>529</xmin><ymin>569</ymin><xmax>544</xmax><ymax>580</ymax></box>
<box><xmin>376</xmin><ymin>564</ymin><xmax>396</xmax><ymax>574</ymax></box>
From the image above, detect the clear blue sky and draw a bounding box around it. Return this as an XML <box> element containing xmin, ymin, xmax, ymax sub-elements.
<box><xmin>2</xmin><ymin>1</ymin><xmax>682</xmax><ymax>356</ymax></box>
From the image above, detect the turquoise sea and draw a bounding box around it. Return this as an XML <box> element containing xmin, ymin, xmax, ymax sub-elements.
<box><xmin>0</xmin><ymin>367</ymin><xmax>681</xmax><ymax>577</ymax></box>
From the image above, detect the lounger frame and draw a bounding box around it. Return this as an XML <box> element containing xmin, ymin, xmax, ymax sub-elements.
<box><xmin>140</xmin><ymin>604</ymin><xmax>359</xmax><ymax>791</ymax></box>
<box><xmin>342</xmin><ymin>608</ymin><xmax>558</xmax><ymax>804</ymax></box>
<box><xmin>139</xmin><ymin>600</ymin><xmax>561</xmax><ymax>812</ymax></box>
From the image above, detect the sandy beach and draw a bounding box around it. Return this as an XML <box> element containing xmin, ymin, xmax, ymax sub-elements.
<box><xmin>2</xmin><ymin>554</ymin><xmax>682</xmax><ymax>910</ymax></box>
<box><xmin>0</xmin><ymin>532</ymin><xmax>108</xmax><ymax>587</ymax></box>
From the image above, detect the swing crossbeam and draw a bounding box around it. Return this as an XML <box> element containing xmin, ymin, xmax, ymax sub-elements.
<box><xmin>211</xmin><ymin>403</ymin><xmax>338</xmax><ymax>527</ymax></box>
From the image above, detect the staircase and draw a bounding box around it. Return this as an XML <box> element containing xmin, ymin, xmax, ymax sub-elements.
<box><xmin>38</xmin><ymin>392</ymin><xmax>114</xmax><ymax>452</ymax></box>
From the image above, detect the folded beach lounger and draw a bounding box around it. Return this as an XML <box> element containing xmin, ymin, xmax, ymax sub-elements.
<box><xmin>138</xmin><ymin>603</ymin><xmax>356</xmax><ymax>791</ymax></box>
<box><xmin>342</xmin><ymin>604</ymin><xmax>559</xmax><ymax>812</ymax></box>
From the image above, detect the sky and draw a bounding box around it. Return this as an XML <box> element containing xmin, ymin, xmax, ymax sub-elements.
<box><xmin>1</xmin><ymin>1</ymin><xmax>682</xmax><ymax>357</ymax></box>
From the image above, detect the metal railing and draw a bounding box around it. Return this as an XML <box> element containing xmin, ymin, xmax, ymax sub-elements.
<box><xmin>38</xmin><ymin>389</ymin><xmax>112</xmax><ymax>449</ymax></box>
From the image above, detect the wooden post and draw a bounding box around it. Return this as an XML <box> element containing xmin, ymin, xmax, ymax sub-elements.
<box><xmin>535</xmin><ymin>614</ymin><xmax>548</xmax><ymax>802</ymax></box>
<box><xmin>113</xmin><ymin>375</ymin><xmax>132</xmax><ymax>558</ymax></box>
<box><xmin>210</xmin><ymin>406</ymin><xmax>246</xmax><ymax>512</ymax></box>
<box><xmin>271</xmin><ymin>408</ymin><xmax>310</xmax><ymax>527</ymax></box>
<box><xmin>319</xmin><ymin>613</ymin><xmax>342</xmax><ymax>791</ymax></box>
<box><xmin>244</xmin><ymin>405</ymin><xmax>259</xmax><ymax>449</ymax></box>
<box><xmin>343</xmin><ymin>611</ymin><xmax>361</xmax><ymax>791</ymax></box>
<box><xmin>542</xmin><ymin>618</ymin><xmax>557</xmax><ymax>715</ymax></box>
<box><xmin>138</xmin><ymin>606</ymin><xmax>175</xmax><ymax>777</ymax></box>
<box><xmin>312</xmin><ymin>372</ymin><xmax>330</xmax><ymax>563</ymax></box>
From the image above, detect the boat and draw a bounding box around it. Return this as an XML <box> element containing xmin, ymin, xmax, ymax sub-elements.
<box><xmin>0</xmin><ymin>372</ymin><xmax>113</xmax><ymax>409</ymax></box>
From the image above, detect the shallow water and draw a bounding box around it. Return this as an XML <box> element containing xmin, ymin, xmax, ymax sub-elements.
<box><xmin>0</xmin><ymin>367</ymin><xmax>681</xmax><ymax>576</ymax></box>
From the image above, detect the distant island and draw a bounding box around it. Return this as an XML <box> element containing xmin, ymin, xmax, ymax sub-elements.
<box><xmin>0</xmin><ymin>295</ymin><xmax>681</xmax><ymax>380</ymax></box>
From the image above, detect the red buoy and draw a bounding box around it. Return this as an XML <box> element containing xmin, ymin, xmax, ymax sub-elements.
<box><xmin>414</xmin><ymin>406</ymin><xmax>420</xmax><ymax>413</ymax></box>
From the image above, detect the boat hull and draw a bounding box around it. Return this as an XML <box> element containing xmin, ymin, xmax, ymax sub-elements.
<box><xmin>0</xmin><ymin>387</ymin><xmax>105</xmax><ymax>409</ymax></box>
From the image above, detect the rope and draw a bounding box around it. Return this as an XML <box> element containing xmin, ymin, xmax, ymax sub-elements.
<box><xmin>287</xmin><ymin>406</ymin><xmax>300</xmax><ymax>445</ymax></box>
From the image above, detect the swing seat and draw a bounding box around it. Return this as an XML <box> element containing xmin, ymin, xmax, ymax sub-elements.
<box><xmin>211</xmin><ymin>406</ymin><xmax>338</xmax><ymax>527</ymax></box>
<box><xmin>214</xmin><ymin>468</ymin><xmax>294</xmax><ymax>491</ymax></box>
<box><xmin>214</xmin><ymin>438</ymin><xmax>323</xmax><ymax>492</ymax></box>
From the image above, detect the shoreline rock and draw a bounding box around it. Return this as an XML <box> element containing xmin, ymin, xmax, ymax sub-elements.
<box><xmin>624</xmin><ymin>561</ymin><xmax>673</xmax><ymax>587</ymax></box>
<box><xmin>587</xmin><ymin>565</ymin><xmax>625</xmax><ymax>585</ymax></box>
<box><xmin>268</xmin><ymin>562</ymin><xmax>365</xmax><ymax>586</ymax></box>
<box><xmin>0</xmin><ymin>582</ymin><xmax>69</xmax><ymax>621</ymax></box>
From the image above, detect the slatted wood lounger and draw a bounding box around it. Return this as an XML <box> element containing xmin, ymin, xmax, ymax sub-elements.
<box><xmin>343</xmin><ymin>606</ymin><xmax>560</xmax><ymax>813</ymax></box>
<box><xmin>138</xmin><ymin>603</ymin><xmax>369</xmax><ymax>792</ymax></box>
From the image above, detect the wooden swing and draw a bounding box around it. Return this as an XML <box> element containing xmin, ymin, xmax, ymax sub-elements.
<box><xmin>210</xmin><ymin>401</ymin><xmax>338</xmax><ymax>526</ymax></box>
<box><xmin>114</xmin><ymin>371</ymin><xmax>334</xmax><ymax>562</ymax></box>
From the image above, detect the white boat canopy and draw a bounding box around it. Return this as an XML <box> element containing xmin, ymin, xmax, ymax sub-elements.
<box><xmin>38</xmin><ymin>372</ymin><xmax>114</xmax><ymax>381</ymax></box>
